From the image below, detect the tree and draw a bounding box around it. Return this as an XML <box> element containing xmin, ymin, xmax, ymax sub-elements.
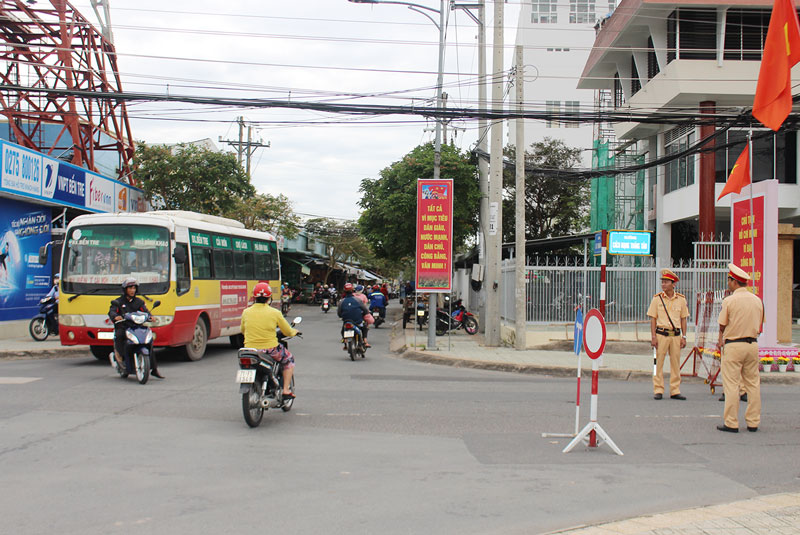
<box><xmin>304</xmin><ymin>218</ymin><xmax>372</xmax><ymax>284</ymax></box>
<box><xmin>225</xmin><ymin>193</ymin><xmax>301</xmax><ymax>239</ymax></box>
<box><xmin>133</xmin><ymin>143</ymin><xmax>255</xmax><ymax>215</ymax></box>
<box><xmin>502</xmin><ymin>138</ymin><xmax>589</xmax><ymax>243</ymax></box>
<box><xmin>358</xmin><ymin>143</ymin><xmax>481</xmax><ymax>260</ymax></box>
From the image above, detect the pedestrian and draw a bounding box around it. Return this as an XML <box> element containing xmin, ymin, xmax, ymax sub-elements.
<box><xmin>716</xmin><ymin>263</ymin><xmax>764</xmax><ymax>433</ymax></box>
<box><xmin>647</xmin><ymin>269</ymin><xmax>689</xmax><ymax>400</ymax></box>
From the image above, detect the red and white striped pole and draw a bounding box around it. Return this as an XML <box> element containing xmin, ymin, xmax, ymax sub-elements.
<box><xmin>589</xmin><ymin>359</ymin><xmax>599</xmax><ymax>447</ymax></box>
<box><xmin>599</xmin><ymin>229</ymin><xmax>607</xmax><ymax>318</ymax></box>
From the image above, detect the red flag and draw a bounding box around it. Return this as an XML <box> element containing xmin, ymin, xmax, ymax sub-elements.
<box><xmin>752</xmin><ymin>0</ymin><xmax>800</xmax><ymax>131</ymax></box>
<box><xmin>718</xmin><ymin>145</ymin><xmax>751</xmax><ymax>200</ymax></box>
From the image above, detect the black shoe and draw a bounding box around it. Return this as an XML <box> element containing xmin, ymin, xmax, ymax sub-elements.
<box><xmin>747</xmin><ymin>426</ymin><xmax>758</xmax><ymax>432</ymax></box>
<box><xmin>670</xmin><ymin>394</ymin><xmax>686</xmax><ymax>400</ymax></box>
<box><xmin>151</xmin><ymin>370</ymin><xmax>165</xmax><ymax>379</ymax></box>
<box><xmin>740</xmin><ymin>393</ymin><xmax>748</xmax><ymax>402</ymax></box>
<box><xmin>717</xmin><ymin>425</ymin><xmax>738</xmax><ymax>433</ymax></box>
<box><xmin>653</xmin><ymin>393</ymin><xmax>663</xmax><ymax>400</ymax></box>
<box><xmin>719</xmin><ymin>394</ymin><xmax>725</xmax><ymax>402</ymax></box>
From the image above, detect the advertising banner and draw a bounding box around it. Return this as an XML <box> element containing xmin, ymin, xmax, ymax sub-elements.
<box><xmin>220</xmin><ymin>280</ymin><xmax>248</xmax><ymax>328</ymax></box>
<box><xmin>415</xmin><ymin>179</ymin><xmax>453</xmax><ymax>292</ymax></box>
<box><xmin>0</xmin><ymin>197</ymin><xmax>52</xmax><ymax>321</ymax></box>
<box><xmin>86</xmin><ymin>172</ymin><xmax>115</xmax><ymax>212</ymax></box>
<box><xmin>2</xmin><ymin>142</ymin><xmax>42</xmax><ymax>197</ymax></box>
<box><xmin>732</xmin><ymin>195</ymin><xmax>765</xmax><ymax>297</ymax></box>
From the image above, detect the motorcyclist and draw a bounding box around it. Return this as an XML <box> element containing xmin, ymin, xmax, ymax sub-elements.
<box><xmin>328</xmin><ymin>283</ymin><xmax>338</xmax><ymax>305</ymax></box>
<box><xmin>338</xmin><ymin>282</ymin><xmax>370</xmax><ymax>349</ymax></box>
<box><xmin>354</xmin><ymin>284</ymin><xmax>368</xmax><ymax>306</ymax></box>
<box><xmin>240</xmin><ymin>283</ymin><xmax>300</xmax><ymax>398</ymax></box>
<box><xmin>109</xmin><ymin>277</ymin><xmax>164</xmax><ymax>379</ymax></box>
<box><xmin>368</xmin><ymin>284</ymin><xmax>388</xmax><ymax>320</ymax></box>
<box><xmin>45</xmin><ymin>272</ymin><xmax>60</xmax><ymax>303</ymax></box>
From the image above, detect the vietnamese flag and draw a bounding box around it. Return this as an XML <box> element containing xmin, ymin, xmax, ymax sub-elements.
<box><xmin>752</xmin><ymin>0</ymin><xmax>800</xmax><ymax>131</ymax></box>
<box><xmin>718</xmin><ymin>145</ymin><xmax>751</xmax><ymax>200</ymax></box>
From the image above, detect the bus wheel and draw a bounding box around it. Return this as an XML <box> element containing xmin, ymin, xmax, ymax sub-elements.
<box><xmin>182</xmin><ymin>319</ymin><xmax>208</xmax><ymax>361</ymax></box>
<box><xmin>90</xmin><ymin>345</ymin><xmax>111</xmax><ymax>361</ymax></box>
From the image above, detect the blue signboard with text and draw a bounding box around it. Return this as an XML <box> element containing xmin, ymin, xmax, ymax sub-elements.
<box><xmin>607</xmin><ymin>230</ymin><xmax>652</xmax><ymax>256</ymax></box>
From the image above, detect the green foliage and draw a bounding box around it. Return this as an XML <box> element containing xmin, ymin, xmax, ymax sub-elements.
<box><xmin>305</xmin><ymin>218</ymin><xmax>372</xmax><ymax>283</ymax></box>
<box><xmin>502</xmin><ymin>138</ymin><xmax>589</xmax><ymax>243</ymax></box>
<box><xmin>133</xmin><ymin>143</ymin><xmax>255</xmax><ymax>216</ymax></box>
<box><xmin>225</xmin><ymin>193</ymin><xmax>301</xmax><ymax>239</ymax></box>
<box><xmin>358</xmin><ymin>143</ymin><xmax>480</xmax><ymax>260</ymax></box>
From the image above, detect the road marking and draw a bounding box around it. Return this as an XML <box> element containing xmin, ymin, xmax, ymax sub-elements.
<box><xmin>0</xmin><ymin>377</ymin><xmax>43</xmax><ymax>384</ymax></box>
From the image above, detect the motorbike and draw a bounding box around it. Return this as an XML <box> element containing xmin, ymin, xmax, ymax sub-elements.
<box><xmin>435</xmin><ymin>298</ymin><xmax>479</xmax><ymax>336</ymax></box>
<box><xmin>29</xmin><ymin>295</ymin><xmax>58</xmax><ymax>341</ymax></box>
<box><xmin>342</xmin><ymin>320</ymin><xmax>367</xmax><ymax>361</ymax></box>
<box><xmin>281</xmin><ymin>293</ymin><xmax>291</xmax><ymax>316</ymax></box>
<box><xmin>416</xmin><ymin>301</ymin><xmax>428</xmax><ymax>331</ymax></box>
<box><xmin>321</xmin><ymin>298</ymin><xmax>330</xmax><ymax>313</ymax></box>
<box><xmin>369</xmin><ymin>306</ymin><xmax>385</xmax><ymax>328</ymax></box>
<box><xmin>236</xmin><ymin>317</ymin><xmax>302</xmax><ymax>428</ymax></box>
<box><xmin>110</xmin><ymin>300</ymin><xmax>161</xmax><ymax>385</ymax></box>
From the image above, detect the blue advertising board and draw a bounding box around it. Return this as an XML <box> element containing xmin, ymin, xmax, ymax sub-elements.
<box><xmin>593</xmin><ymin>231</ymin><xmax>602</xmax><ymax>256</ymax></box>
<box><xmin>607</xmin><ymin>230</ymin><xmax>652</xmax><ymax>256</ymax></box>
<box><xmin>0</xmin><ymin>197</ymin><xmax>52</xmax><ymax>321</ymax></box>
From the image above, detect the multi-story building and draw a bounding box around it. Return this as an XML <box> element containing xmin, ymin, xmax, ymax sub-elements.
<box><xmin>510</xmin><ymin>0</ymin><xmax>617</xmax><ymax>166</ymax></box>
<box><xmin>578</xmin><ymin>0</ymin><xmax>800</xmax><ymax>263</ymax></box>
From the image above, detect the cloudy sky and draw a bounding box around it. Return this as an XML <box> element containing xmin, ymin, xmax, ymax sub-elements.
<box><xmin>71</xmin><ymin>0</ymin><xmax>522</xmax><ymax>221</ymax></box>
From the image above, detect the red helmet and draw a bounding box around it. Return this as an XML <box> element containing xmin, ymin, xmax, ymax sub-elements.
<box><xmin>253</xmin><ymin>282</ymin><xmax>272</xmax><ymax>298</ymax></box>
<box><xmin>373</xmin><ymin>285</ymin><xmax>380</xmax><ymax>291</ymax></box>
<box><xmin>343</xmin><ymin>282</ymin><xmax>354</xmax><ymax>292</ymax></box>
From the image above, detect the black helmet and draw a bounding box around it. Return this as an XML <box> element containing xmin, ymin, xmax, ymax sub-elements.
<box><xmin>121</xmin><ymin>277</ymin><xmax>138</xmax><ymax>290</ymax></box>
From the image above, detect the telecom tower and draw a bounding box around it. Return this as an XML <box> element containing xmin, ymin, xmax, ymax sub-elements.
<box><xmin>0</xmin><ymin>0</ymin><xmax>134</xmax><ymax>182</ymax></box>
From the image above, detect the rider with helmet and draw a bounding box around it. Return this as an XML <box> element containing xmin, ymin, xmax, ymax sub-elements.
<box><xmin>240</xmin><ymin>282</ymin><xmax>300</xmax><ymax>399</ymax></box>
<box><xmin>368</xmin><ymin>284</ymin><xmax>388</xmax><ymax>320</ymax></box>
<box><xmin>337</xmin><ymin>282</ymin><xmax>370</xmax><ymax>349</ymax></box>
<box><xmin>109</xmin><ymin>277</ymin><xmax>163</xmax><ymax>378</ymax></box>
<box><xmin>45</xmin><ymin>273</ymin><xmax>60</xmax><ymax>303</ymax></box>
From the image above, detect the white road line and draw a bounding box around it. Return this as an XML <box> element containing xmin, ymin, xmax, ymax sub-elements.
<box><xmin>0</xmin><ymin>377</ymin><xmax>43</xmax><ymax>384</ymax></box>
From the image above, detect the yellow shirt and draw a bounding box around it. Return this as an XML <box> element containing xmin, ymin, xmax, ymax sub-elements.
<box><xmin>240</xmin><ymin>303</ymin><xmax>297</xmax><ymax>349</ymax></box>
<box><xmin>647</xmin><ymin>291</ymin><xmax>689</xmax><ymax>328</ymax></box>
<box><xmin>718</xmin><ymin>287</ymin><xmax>764</xmax><ymax>340</ymax></box>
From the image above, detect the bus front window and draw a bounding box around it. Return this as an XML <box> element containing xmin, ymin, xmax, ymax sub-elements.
<box><xmin>62</xmin><ymin>225</ymin><xmax>171</xmax><ymax>295</ymax></box>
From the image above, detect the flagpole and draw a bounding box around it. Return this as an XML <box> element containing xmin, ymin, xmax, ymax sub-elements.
<box><xmin>747</xmin><ymin>130</ymin><xmax>756</xmax><ymax>282</ymax></box>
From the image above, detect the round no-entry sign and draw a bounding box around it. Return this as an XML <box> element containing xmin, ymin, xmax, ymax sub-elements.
<box><xmin>583</xmin><ymin>308</ymin><xmax>606</xmax><ymax>360</ymax></box>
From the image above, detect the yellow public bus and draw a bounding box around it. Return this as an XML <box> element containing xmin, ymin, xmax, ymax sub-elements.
<box><xmin>56</xmin><ymin>210</ymin><xmax>281</xmax><ymax>361</ymax></box>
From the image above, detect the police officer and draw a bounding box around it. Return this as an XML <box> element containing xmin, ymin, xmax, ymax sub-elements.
<box><xmin>716</xmin><ymin>263</ymin><xmax>764</xmax><ymax>433</ymax></box>
<box><xmin>647</xmin><ymin>269</ymin><xmax>689</xmax><ymax>400</ymax></box>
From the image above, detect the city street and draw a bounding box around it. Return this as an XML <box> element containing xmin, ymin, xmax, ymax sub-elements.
<box><xmin>1</xmin><ymin>305</ymin><xmax>798</xmax><ymax>534</ymax></box>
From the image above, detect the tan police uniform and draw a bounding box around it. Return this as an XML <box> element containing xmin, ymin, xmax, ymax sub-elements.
<box><xmin>647</xmin><ymin>270</ymin><xmax>689</xmax><ymax>396</ymax></box>
<box><xmin>719</xmin><ymin>264</ymin><xmax>764</xmax><ymax>430</ymax></box>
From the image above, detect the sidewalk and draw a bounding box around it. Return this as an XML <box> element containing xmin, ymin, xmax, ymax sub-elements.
<box><xmin>392</xmin><ymin>323</ymin><xmax>800</xmax><ymax>386</ymax></box>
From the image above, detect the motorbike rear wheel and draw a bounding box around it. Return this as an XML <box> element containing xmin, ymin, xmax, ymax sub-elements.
<box><xmin>29</xmin><ymin>317</ymin><xmax>48</xmax><ymax>341</ymax></box>
<box><xmin>134</xmin><ymin>353</ymin><xmax>150</xmax><ymax>384</ymax></box>
<box><xmin>347</xmin><ymin>339</ymin><xmax>356</xmax><ymax>361</ymax></box>
<box><xmin>242</xmin><ymin>379</ymin><xmax>264</xmax><ymax>428</ymax></box>
<box><xmin>463</xmin><ymin>316</ymin><xmax>479</xmax><ymax>335</ymax></box>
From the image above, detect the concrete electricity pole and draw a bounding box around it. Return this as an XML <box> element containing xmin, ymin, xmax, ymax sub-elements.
<box><xmin>485</xmin><ymin>0</ymin><xmax>504</xmax><ymax>347</ymax></box>
<box><xmin>220</xmin><ymin>116</ymin><xmax>270</xmax><ymax>179</ymax></box>
<box><xmin>514</xmin><ymin>45</ymin><xmax>526</xmax><ymax>350</ymax></box>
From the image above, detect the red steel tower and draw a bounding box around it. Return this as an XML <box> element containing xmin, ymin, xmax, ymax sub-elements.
<box><xmin>0</xmin><ymin>0</ymin><xmax>134</xmax><ymax>183</ymax></box>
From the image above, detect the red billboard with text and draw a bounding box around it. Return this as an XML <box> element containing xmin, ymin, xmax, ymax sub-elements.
<box><xmin>416</xmin><ymin>179</ymin><xmax>453</xmax><ymax>292</ymax></box>
<box><xmin>732</xmin><ymin>196</ymin><xmax>764</xmax><ymax>297</ymax></box>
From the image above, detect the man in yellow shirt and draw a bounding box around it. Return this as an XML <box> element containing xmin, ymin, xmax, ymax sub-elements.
<box><xmin>647</xmin><ymin>269</ymin><xmax>689</xmax><ymax>400</ymax></box>
<box><xmin>716</xmin><ymin>263</ymin><xmax>764</xmax><ymax>433</ymax></box>
<box><xmin>240</xmin><ymin>283</ymin><xmax>300</xmax><ymax>398</ymax></box>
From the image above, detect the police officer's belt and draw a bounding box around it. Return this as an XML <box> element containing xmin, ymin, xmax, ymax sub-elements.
<box><xmin>725</xmin><ymin>337</ymin><xmax>757</xmax><ymax>344</ymax></box>
<box><xmin>655</xmin><ymin>328</ymin><xmax>681</xmax><ymax>336</ymax></box>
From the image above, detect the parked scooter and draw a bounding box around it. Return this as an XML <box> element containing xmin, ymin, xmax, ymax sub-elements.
<box><xmin>321</xmin><ymin>298</ymin><xmax>330</xmax><ymax>313</ymax></box>
<box><xmin>110</xmin><ymin>300</ymin><xmax>161</xmax><ymax>384</ymax></box>
<box><xmin>236</xmin><ymin>317</ymin><xmax>302</xmax><ymax>428</ymax></box>
<box><xmin>435</xmin><ymin>298</ymin><xmax>479</xmax><ymax>336</ymax></box>
<box><xmin>29</xmin><ymin>295</ymin><xmax>59</xmax><ymax>341</ymax></box>
<box><xmin>342</xmin><ymin>320</ymin><xmax>367</xmax><ymax>361</ymax></box>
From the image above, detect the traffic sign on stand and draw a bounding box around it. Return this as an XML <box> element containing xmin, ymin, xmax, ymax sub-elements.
<box><xmin>542</xmin><ymin>307</ymin><xmax>585</xmax><ymax>440</ymax></box>
<box><xmin>563</xmin><ymin>308</ymin><xmax>623</xmax><ymax>456</ymax></box>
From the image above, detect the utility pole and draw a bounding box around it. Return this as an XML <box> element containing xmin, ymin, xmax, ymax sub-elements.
<box><xmin>220</xmin><ymin>116</ymin><xmax>270</xmax><ymax>179</ymax></box>
<box><xmin>485</xmin><ymin>0</ymin><xmax>504</xmax><ymax>347</ymax></box>
<box><xmin>476</xmin><ymin>0</ymin><xmax>489</xmax><ymax>333</ymax></box>
<box><xmin>514</xmin><ymin>45</ymin><xmax>526</xmax><ymax>350</ymax></box>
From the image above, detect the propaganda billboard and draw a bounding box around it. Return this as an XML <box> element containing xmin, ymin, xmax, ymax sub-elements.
<box><xmin>415</xmin><ymin>179</ymin><xmax>453</xmax><ymax>292</ymax></box>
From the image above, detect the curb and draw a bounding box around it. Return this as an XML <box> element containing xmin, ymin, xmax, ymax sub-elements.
<box><xmin>0</xmin><ymin>348</ymin><xmax>89</xmax><ymax>360</ymax></box>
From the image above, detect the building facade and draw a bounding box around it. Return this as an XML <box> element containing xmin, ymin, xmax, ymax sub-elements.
<box><xmin>578</xmin><ymin>0</ymin><xmax>800</xmax><ymax>263</ymax></box>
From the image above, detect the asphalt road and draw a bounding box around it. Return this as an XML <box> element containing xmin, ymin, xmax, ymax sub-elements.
<box><xmin>1</xmin><ymin>304</ymin><xmax>798</xmax><ymax>535</ymax></box>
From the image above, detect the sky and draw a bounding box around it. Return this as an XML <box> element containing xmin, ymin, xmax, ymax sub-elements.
<box><xmin>70</xmin><ymin>0</ymin><xmax>523</xmax><ymax>221</ymax></box>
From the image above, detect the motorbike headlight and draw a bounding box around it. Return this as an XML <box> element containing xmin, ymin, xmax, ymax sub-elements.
<box><xmin>145</xmin><ymin>331</ymin><xmax>154</xmax><ymax>344</ymax></box>
<box><xmin>60</xmin><ymin>314</ymin><xmax>85</xmax><ymax>327</ymax></box>
<box><xmin>148</xmin><ymin>315</ymin><xmax>173</xmax><ymax>327</ymax></box>
<box><xmin>126</xmin><ymin>331</ymin><xmax>138</xmax><ymax>343</ymax></box>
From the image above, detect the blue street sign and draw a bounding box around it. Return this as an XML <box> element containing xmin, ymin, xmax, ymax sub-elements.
<box><xmin>607</xmin><ymin>230</ymin><xmax>652</xmax><ymax>256</ymax></box>
<box><xmin>573</xmin><ymin>307</ymin><xmax>583</xmax><ymax>355</ymax></box>
<box><xmin>593</xmin><ymin>232</ymin><xmax>602</xmax><ymax>256</ymax></box>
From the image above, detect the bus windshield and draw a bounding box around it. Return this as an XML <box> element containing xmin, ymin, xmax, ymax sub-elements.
<box><xmin>62</xmin><ymin>224</ymin><xmax>171</xmax><ymax>295</ymax></box>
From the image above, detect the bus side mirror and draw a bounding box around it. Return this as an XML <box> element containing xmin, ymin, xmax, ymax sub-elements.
<box><xmin>38</xmin><ymin>244</ymin><xmax>49</xmax><ymax>265</ymax></box>
<box><xmin>173</xmin><ymin>247</ymin><xmax>187</xmax><ymax>264</ymax></box>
